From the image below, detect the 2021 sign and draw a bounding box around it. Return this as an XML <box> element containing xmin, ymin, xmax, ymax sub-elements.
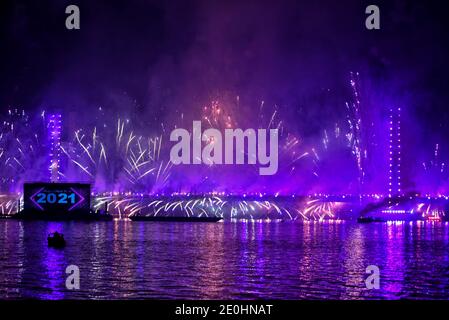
<box><xmin>35</xmin><ymin>192</ymin><xmax>76</xmax><ymax>205</ymax></box>
<box><xmin>24</xmin><ymin>183</ymin><xmax>90</xmax><ymax>213</ymax></box>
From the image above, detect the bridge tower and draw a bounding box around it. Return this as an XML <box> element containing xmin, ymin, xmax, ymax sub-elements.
<box><xmin>48</xmin><ymin>113</ymin><xmax>62</xmax><ymax>182</ymax></box>
<box><xmin>388</xmin><ymin>106</ymin><xmax>401</xmax><ymax>198</ymax></box>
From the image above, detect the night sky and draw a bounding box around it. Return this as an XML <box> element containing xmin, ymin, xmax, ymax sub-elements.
<box><xmin>1</xmin><ymin>0</ymin><xmax>449</xmax><ymax>193</ymax></box>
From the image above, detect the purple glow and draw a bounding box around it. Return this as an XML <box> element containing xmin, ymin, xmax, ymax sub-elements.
<box><xmin>68</xmin><ymin>187</ymin><xmax>86</xmax><ymax>211</ymax></box>
<box><xmin>30</xmin><ymin>187</ymin><xmax>45</xmax><ymax>211</ymax></box>
<box><xmin>388</xmin><ymin>106</ymin><xmax>402</xmax><ymax>198</ymax></box>
<box><xmin>47</xmin><ymin>114</ymin><xmax>62</xmax><ymax>182</ymax></box>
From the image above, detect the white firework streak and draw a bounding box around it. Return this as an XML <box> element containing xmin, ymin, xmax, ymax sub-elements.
<box><xmin>65</xmin><ymin>119</ymin><xmax>171</xmax><ymax>193</ymax></box>
<box><xmin>92</xmin><ymin>195</ymin><xmax>343</xmax><ymax>221</ymax></box>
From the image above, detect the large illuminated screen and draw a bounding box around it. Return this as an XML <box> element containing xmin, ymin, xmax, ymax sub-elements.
<box><xmin>23</xmin><ymin>183</ymin><xmax>91</xmax><ymax>213</ymax></box>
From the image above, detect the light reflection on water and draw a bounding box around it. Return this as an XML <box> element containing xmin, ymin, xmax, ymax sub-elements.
<box><xmin>0</xmin><ymin>220</ymin><xmax>449</xmax><ymax>299</ymax></box>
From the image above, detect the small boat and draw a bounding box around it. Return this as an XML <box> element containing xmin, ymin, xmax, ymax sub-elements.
<box><xmin>357</xmin><ymin>216</ymin><xmax>385</xmax><ymax>223</ymax></box>
<box><xmin>129</xmin><ymin>215</ymin><xmax>222</xmax><ymax>222</ymax></box>
<box><xmin>47</xmin><ymin>232</ymin><xmax>66</xmax><ymax>248</ymax></box>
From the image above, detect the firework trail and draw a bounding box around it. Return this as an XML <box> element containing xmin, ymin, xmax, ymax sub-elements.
<box><xmin>314</xmin><ymin>122</ymin><xmax>357</xmax><ymax>184</ymax></box>
<box><xmin>299</xmin><ymin>199</ymin><xmax>339</xmax><ymax>221</ymax></box>
<box><xmin>93</xmin><ymin>193</ymin><xmax>347</xmax><ymax>221</ymax></box>
<box><xmin>100</xmin><ymin>195</ymin><xmax>292</xmax><ymax>220</ymax></box>
<box><xmin>0</xmin><ymin>195</ymin><xmax>20</xmax><ymax>215</ymax></box>
<box><xmin>260</xmin><ymin>103</ymin><xmax>313</xmax><ymax>178</ymax></box>
<box><xmin>421</xmin><ymin>143</ymin><xmax>448</xmax><ymax>194</ymax></box>
<box><xmin>62</xmin><ymin>118</ymin><xmax>172</xmax><ymax>193</ymax></box>
<box><xmin>202</xmin><ymin>100</ymin><xmax>236</xmax><ymax>129</ymax></box>
<box><xmin>0</xmin><ymin>109</ymin><xmax>48</xmax><ymax>192</ymax></box>
<box><xmin>422</xmin><ymin>144</ymin><xmax>446</xmax><ymax>174</ymax></box>
<box><xmin>346</xmin><ymin>72</ymin><xmax>366</xmax><ymax>187</ymax></box>
<box><xmin>416</xmin><ymin>203</ymin><xmax>439</xmax><ymax>219</ymax></box>
<box><xmin>197</xmin><ymin>98</ymin><xmax>315</xmax><ymax>193</ymax></box>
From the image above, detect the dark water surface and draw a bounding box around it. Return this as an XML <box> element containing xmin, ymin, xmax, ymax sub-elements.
<box><xmin>1</xmin><ymin>220</ymin><xmax>449</xmax><ymax>299</ymax></box>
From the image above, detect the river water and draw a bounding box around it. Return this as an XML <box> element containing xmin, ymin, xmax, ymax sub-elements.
<box><xmin>0</xmin><ymin>220</ymin><xmax>448</xmax><ymax>299</ymax></box>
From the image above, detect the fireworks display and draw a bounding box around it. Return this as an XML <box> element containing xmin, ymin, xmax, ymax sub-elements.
<box><xmin>3</xmin><ymin>0</ymin><xmax>449</xmax><ymax>304</ymax></box>
<box><xmin>62</xmin><ymin>117</ymin><xmax>172</xmax><ymax>194</ymax></box>
<box><xmin>92</xmin><ymin>194</ymin><xmax>347</xmax><ymax>221</ymax></box>
<box><xmin>0</xmin><ymin>109</ymin><xmax>48</xmax><ymax>192</ymax></box>
<box><xmin>420</xmin><ymin>144</ymin><xmax>448</xmax><ymax>194</ymax></box>
<box><xmin>346</xmin><ymin>72</ymin><xmax>366</xmax><ymax>187</ymax></box>
<box><xmin>0</xmin><ymin>70</ymin><xmax>448</xmax><ymax>220</ymax></box>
